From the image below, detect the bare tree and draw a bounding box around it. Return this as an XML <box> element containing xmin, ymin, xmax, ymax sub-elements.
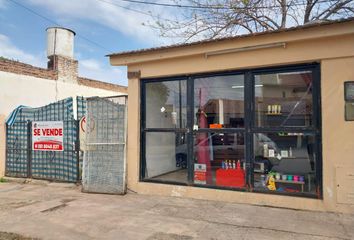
<box><xmin>148</xmin><ymin>0</ymin><xmax>354</xmax><ymax>42</ymax></box>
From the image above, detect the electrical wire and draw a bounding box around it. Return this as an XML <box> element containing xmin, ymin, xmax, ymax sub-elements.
<box><xmin>7</xmin><ymin>0</ymin><xmax>352</xmax><ymax>51</ymax></box>
<box><xmin>96</xmin><ymin>0</ymin><xmax>155</xmax><ymax>17</ymax></box>
<box><xmin>94</xmin><ymin>0</ymin><xmax>178</xmax><ymax>22</ymax></box>
<box><xmin>7</xmin><ymin>0</ymin><xmax>112</xmax><ymax>52</ymax></box>
<box><xmin>111</xmin><ymin>0</ymin><xmax>346</xmax><ymax>10</ymax></box>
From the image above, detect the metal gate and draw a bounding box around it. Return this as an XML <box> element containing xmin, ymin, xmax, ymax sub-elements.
<box><xmin>82</xmin><ymin>96</ymin><xmax>127</xmax><ymax>194</ymax></box>
<box><xmin>5</xmin><ymin>97</ymin><xmax>82</xmax><ymax>182</ymax></box>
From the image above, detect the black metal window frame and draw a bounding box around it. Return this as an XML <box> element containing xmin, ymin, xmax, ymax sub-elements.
<box><xmin>140</xmin><ymin>62</ymin><xmax>322</xmax><ymax>199</ymax></box>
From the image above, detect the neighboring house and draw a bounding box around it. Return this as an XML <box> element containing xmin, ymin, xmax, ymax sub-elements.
<box><xmin>0</xmin><ymin>27</ymin><xmax>127</xmax><ymax>177</ymax></box>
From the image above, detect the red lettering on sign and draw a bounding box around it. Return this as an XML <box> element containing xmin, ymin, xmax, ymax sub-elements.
<box><xmin>33</xmin><ymin>129</ymin><xmax>41</xmax><ymax>136</ymax></box>
<box><xmin>41</xmin><ymin>128</ymin><xmax>63</xmax><ymax>136</ymax></box>
<box><xmin>194</xmin><ymin>171</ymin><xmax>206</xmax><ymax>182</ymax></box>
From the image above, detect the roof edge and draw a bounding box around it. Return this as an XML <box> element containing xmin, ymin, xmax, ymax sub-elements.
<box><xmin>107</xmin><ymin>17</ymin><xmax>354</xmax><ymax>58</ymax></box>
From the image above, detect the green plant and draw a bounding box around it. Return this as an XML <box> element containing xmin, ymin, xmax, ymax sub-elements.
<box><xmin>0</xmin><ymin>177</ymin><xmax>7</xmax><ymax>183</ymax></box>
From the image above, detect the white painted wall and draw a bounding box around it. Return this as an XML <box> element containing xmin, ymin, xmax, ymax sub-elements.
<box><xmin>0</xmin><ymin>115</ymin><xmax>5</xmax><ymax>177</ymax></box>
<box><xmin>0</xmin><ymin>71</ymin><xmax>126</xmax><ymax>117</ymax></box>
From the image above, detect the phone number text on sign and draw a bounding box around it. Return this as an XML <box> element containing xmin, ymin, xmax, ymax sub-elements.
<box><xmin>32</xmin><ymin>121</ymin><xmax>64</xmax><ymax>151</ymax></box>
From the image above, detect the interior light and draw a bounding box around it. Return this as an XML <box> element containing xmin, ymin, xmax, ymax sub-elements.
<box><xmin>231</xmin><ymin>84</ymin><xmax>263</xmax><ymax>89</ymax></box>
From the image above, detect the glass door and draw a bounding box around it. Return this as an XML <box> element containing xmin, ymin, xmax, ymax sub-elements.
<box><xmin>191</xmin><ymin>74</ymin><xmax>247</xmax><ymax>189</ymax></box>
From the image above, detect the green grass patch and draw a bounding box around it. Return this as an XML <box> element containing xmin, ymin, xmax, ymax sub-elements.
<box><xmin>0</xmin><ymin>177</ymin><xmax>7</xmax><ymax>183</ymax></box>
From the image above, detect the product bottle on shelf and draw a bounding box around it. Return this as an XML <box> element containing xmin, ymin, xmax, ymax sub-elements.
<box><xmin>289</xmin><ymin>147</ymin><xmax>293</xmax><ymax>157</ymax></box>
<box><xmin>261</xmin><ymin>174</ymin><xmax>266</xmax><ymax>186</ymax></box>
<box><xmin>263</xmin><ymin>144</ymin><xmax>268</xmax><ymax>157</ymax></box>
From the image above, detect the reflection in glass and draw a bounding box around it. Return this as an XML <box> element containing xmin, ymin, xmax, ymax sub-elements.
<box><xmin>144</xmin><ymin>132</ymin><xmax>188</xmax><ymax>183</ymax></box>
<box><xmin>253</xmin><ymin>133</ymin><xmax>316</xmax><ymax>194</ymax></box>
<box><xmin>146</xmin><ymin>80</ymin><xmax>187</xmax><ymax>128</ymax></box>
<box><xmin>193</xmin><ymin>132</ymin><xmax>245</xmax><ymax>188</ymax></box>
<box><xmin>255</xmin><ymin>71</ymin><xmax>313</xmax><ymax>127</ymax></box>
<box><xmin>194</xmin><ymin>75</ymin><xmax>245</xmax><ymax>128</ymax></box>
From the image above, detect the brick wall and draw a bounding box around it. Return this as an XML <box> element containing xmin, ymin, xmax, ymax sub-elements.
<box><xmin>0</xmin><ymin>58</ymin><xmax>57</xmax><ymax>80</ymax></box>
<box><xmin>0</xmin><ymin>57</ymin><xmax>126</xmax><ymax>93</ymax></box>
<box><xmin>48</xmin><ymin>55</ymin><xmax>78</xmax><ymax>83</ymax></box>
<box><xmin>78</xmin><ymin>77</ymin><xmax>128</xmax><ymax>93</ymax></box>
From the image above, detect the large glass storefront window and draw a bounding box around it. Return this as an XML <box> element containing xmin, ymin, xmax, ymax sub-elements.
<box><xmin>253</xmin><ymin>133</ymin><xmax>316</xmax><ymax>194</ymax></box>
<box><xmin>193</xmin><ymin>132</ymin><xmax>245</xmax><ymax>189</ymax></box>
<box><xmin>255</xmin><ymin>71</ymin><xmax>313</xmax><ymax>127</ymax></box>
<box><xmin>144</xmin><ymin>132</ymin><xmax>187</xmax><ymax>183</ymax></box>
<box><xmin>146</xmin><ymin>80</ymin><xmax>187</xmax><ymax>129</ymax></box>
<box><xmin>142</xmin><ymin>79</ymin><xmax>188</xmax><ymax>183</ymax></box>
<box><xmin>252</xmin><ymin>70</ymin><xmax>318</xmax><ymax>195</ymax></box>
<box><xmin>141</xmin><ymin>64</ymin><xmax>321</xmax><ymax>198</ymax></box>
<box><xmin>194</xmin><ymin>75</ymin><xmax>245</xmax><ymax>128</ymax></box>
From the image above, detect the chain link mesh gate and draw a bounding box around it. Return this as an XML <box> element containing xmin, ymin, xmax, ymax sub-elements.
<box><xmin>5</xmin><ymin>97</ymin><xmax>81</xmax><ymax>182</ymax></box>
<box><xmin>6</xmin><ymin>119</ymin><xmax>31</xmax><ymax>178</ymax></box>
<box><xmin>82</xmin><ymin>96</ymin><xmax>127</xmax><ymax>194</ymax></box>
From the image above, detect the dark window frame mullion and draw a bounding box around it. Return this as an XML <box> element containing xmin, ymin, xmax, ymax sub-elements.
<box><xmin>143</xmin><ymin>128</ymin><xmax>189</xmax><ymax>133</ymax></box>
<box><xmin>141</xmin><ymin>63</ymin><xmax>319</xmax><ymax>83</ymax></box>
<box><xmin>250</xmin><ymin>128</ymin><xmax>317</xmax><ymax>133</ymax></box>
<box><xmin>141</xmin><ymin>76</ymin><xmax>190</xmax><ymax>84</ymax></box>
<box><xmin>140</xmin><ymin>80</ymin><xmax>146</xmax><ymax>180</ymax></box>
<box><xmin>312</xmin><ymin>64</ymin><xmax>323</xmax><ymax>198</ymax></box>
<box><xmin>187</xmin><ymin>76</ymin><xmax>194</xmax><ymax>184</ymax></box>
<box><xmin>193</xmin><ymin>128</ymin><xmax>246</xmax><ymax>133</ymax></box>
<box><xmin>250</xmin><ymin>63</ymin><xmax>318</xmax><ymax>75</ymax></box>
<box><xmin>245</xmin><ymin>71</ymin><xmax>254</xmax><ymax>189</ymax></box>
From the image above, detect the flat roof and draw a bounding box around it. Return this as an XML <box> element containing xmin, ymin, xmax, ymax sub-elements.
<box><xmin>107</xmin><ymin>17</ymin><xmax>354</xmax><ymax>58</ymax></box>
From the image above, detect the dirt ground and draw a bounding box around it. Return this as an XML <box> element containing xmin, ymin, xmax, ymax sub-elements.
<box><xmin>0</xmin><ymin>180</ymin><xmax>353</xmax><ymax>240</ymax></box>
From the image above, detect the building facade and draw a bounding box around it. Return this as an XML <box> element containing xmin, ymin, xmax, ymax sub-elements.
<box><xmin>109</xmin><ymin>18</ymin><xmax>354</xmax><ymax>213</ymax></box>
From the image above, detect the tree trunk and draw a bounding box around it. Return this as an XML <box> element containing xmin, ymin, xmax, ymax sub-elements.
<box><xmin>280</xmin><ymin>0</ymin><xmax>287</xmax><ymax>28</ymax></box>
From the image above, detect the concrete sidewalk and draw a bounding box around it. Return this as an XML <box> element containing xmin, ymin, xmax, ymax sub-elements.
<box><xmin>0</xmin><ymin>181</ymin><xmax>353</xmax><ymax>240</ymax></box>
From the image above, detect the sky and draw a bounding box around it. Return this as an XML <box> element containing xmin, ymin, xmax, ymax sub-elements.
<box><xmin>0</xmin><ymin>0</ymin><xmax>176</xmax><ymax>86</ymax></box>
